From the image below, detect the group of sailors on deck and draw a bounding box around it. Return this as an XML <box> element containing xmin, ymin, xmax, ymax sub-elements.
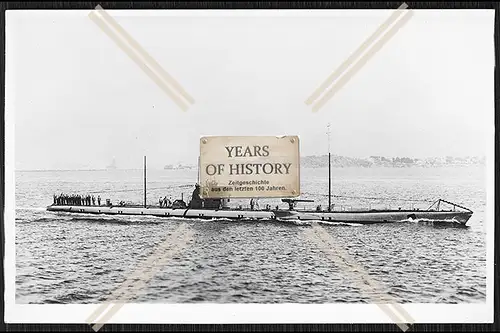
<box><xmin>54</xmin><ymin>193</ymin><xmax>101</xmax><ymax>206</ymax></box>
<box><xmin>158</xmin><ymin>196</ymin><xmax>173</xmax><ymax>208</ymax></box>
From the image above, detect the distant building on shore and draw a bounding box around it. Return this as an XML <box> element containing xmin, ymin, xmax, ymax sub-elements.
<box><xmin>164</xmin><ymin>163</ymin><xmax>195</xmax><ymax>170</ymax></box>
<box><xmin>301</xmin><ymin>155</ymin><xmax>485</xmax><ymax>168</ymax></box>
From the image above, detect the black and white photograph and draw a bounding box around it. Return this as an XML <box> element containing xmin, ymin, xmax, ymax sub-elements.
<box><xmin>3</xmin><ymin>4</ymin><xmax>495</xmax><ymax>327</ymax></box>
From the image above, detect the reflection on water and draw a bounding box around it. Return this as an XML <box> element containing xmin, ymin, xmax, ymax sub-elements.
<box><xmin>15</xmin><ymin>166</ymin><xmax>487</xmax><ymax>304</ymax></box>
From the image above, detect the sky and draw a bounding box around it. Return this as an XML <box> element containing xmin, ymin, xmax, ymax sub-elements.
<box><xmin>6</xmin><ymin>9</ymin><xmax>495</xmax><ymax>170</ymax></box>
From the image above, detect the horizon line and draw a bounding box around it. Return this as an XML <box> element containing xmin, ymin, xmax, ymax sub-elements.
<box><xmin>14</xmin><ymin>154</ymin><xmax>486</xmax><ymax>172</ymax></box>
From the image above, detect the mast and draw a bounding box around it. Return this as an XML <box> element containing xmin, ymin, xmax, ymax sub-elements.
<box><xmin>327</xmin><ymin>123</ymin><xmax>332</xmax><ymax>212</ymax></box>
<box><xmin>197</xmin><ymin>155</ymin><xmax>200</xmax><ymax>184</ymax></box>
<box><xmin>144</xmin><ymin>156</ymin><xmax>147</xmax><ymax>208</ymax></box>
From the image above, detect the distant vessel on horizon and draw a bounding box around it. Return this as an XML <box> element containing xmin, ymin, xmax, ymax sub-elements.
<box><xmin>106</xmin><ymin>157</ymin><xmax>117</xmax><ymax>170</ymax></box>
<box><xmin>164</xmin><ymin>163</ymin><xmax>195</xmax><ymax>170</ymax></box>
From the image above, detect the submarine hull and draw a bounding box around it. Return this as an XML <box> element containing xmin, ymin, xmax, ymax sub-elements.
<box><xmin>275</xmin><ymin>209</ymin><xmax>472</xmax><ymax>224</ymax></box>
<box><xmin>46</xmin><ymin>205</ymin><xmax>472</xmax><ymax>225</ymax></box>
<box><xmin>46</xmin><ymin>205</ymin><xmax>275</xmax><ymax>220</ymax></box>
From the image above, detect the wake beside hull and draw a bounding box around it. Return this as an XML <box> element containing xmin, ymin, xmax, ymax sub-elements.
<box><xmin>276</xmin><ymin>210</ymin><xmax>473</xmax><ymax>224</ymax></box>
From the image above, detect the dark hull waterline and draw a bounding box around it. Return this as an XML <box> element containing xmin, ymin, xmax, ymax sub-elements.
<box><xmin>46</xmin><ymin>205</ymin><xmax>473</xmax><ymax>225</ymax></box>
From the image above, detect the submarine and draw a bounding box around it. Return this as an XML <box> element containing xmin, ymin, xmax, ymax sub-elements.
<box><xmin>46</xmin><ymin>197</ymin><xmax>473</xmax><ymax>225</ymax></box>
<box><xmin>46</xmin><ymin>156</ymin><xmax>474</xmax><ymax>226</ymax></box>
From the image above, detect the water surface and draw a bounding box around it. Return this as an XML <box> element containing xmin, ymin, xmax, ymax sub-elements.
<box><xmin>15</xmin><ymin>166</ymin><xmax>487</xmax><ymax>304</ymax></box>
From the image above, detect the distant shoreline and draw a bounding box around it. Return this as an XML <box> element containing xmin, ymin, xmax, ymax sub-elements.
<box><xmin>15</xmin><ymin>154</ymin><xmax>485</xmax><ymax>172</ymax></box>
<box><xmin>300</xmin><ymin>154</ymin><xmax>486</xmax><ymax>169</ymax></box>
<box><xmin>16</xmin><ymin>165</ymin><xmax>485</xmax><ymax>172</ymax></box>
<box><xmin>15</xmin><ymin>168</ymin><xmax>148</xmax><ymax>172</ymax></box>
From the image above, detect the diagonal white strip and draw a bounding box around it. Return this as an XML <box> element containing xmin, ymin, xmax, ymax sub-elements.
<box><xmin>89</xmin><ymin>8</ymin><xmax>191</xmax><ymax>111</ymax></box>
<box><xmin>85</xmin><ymin>224</ymin><xmax>194</xmax><ymax>331</ymax></box>
<box><xmin>390</xmin><ymin>303</ymin><xmax>416</xmax><ymax>326</ymax></box>
<box><xmin>85</xmin><ymin>302</ymin><xmax>113</xmax><ymax>327</ymax></box>
<box><xmin>378</xmin><ymin>304</ymin><xmax>410</xmax><ymax>331</ymax></box>
<box><xmin>305</xmin><ymin>2</ymin><xmax>409</xmax><ymax>106</ymax></box>
<box><xmin>312</xmin><ymin>9</ymin><xmax>414</xmax><ymax>112</ymax></box>
<box><xmin>91</xmin><ymin>303</ymin><xmax>126</xmax><ymax>332</ymax></box>
<box><xmin>93</xmin><ymin>5</ymin><xmax>195</xmax><ymax>105</ymax></box>
<box><xmin>304</xmin><ymin>223</ymin><xmax>415</xmax><ymax>331</ymax></box>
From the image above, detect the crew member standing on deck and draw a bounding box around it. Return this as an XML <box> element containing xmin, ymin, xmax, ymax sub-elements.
<box><xmin>164</xmin><ymin>196</ymin><xmax>171</xmax><ymax>208</ymax></box>
<box><xmin>92</xmin><ymin>195</ymin><xmax>96</xmax><ymax>206</ymax></box>
<box><xmin>97</xmin><ymin>195</ymin><xmax>101</xmax><ymax>206</ymax></box>
<box><xmin>159</xmin><ymin>197</ymin><xmax>163</xmax><ymax>207</ymax></box>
